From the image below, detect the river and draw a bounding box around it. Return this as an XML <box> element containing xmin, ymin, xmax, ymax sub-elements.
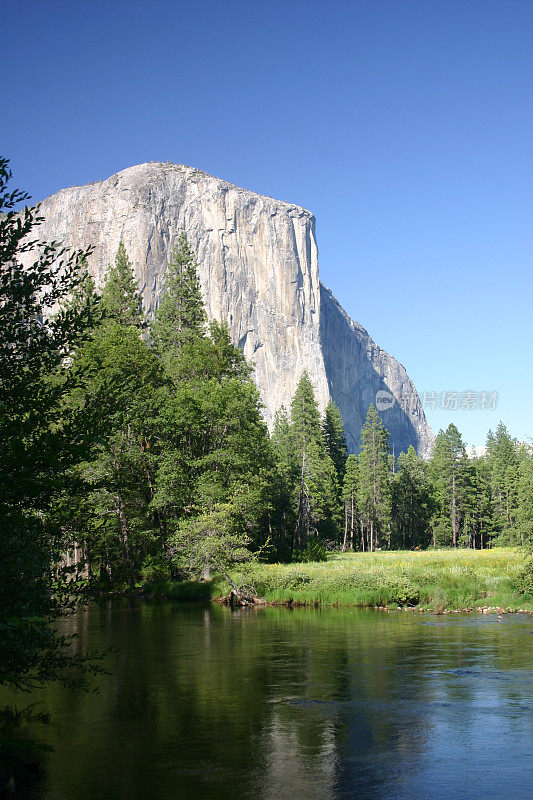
<box><xmin>3</xmin><ymin>602</ymin><xmax>533</xmax><ymax>799</ymax></box>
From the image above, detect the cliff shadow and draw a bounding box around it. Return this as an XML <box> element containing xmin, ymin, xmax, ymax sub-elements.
<box><xmin>319</xmin><ymin>284</ymin><xmax>430</xmax><ymax>456</ymax></box>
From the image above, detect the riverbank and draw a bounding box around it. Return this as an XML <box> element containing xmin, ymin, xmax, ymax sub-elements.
<box><xmin>206</xmin><ymin>548</ymin><xmax>532</xmax><ymax>613</ymax></box>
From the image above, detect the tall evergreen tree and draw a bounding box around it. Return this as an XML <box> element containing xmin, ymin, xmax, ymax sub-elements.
<box><xmin>517</xmin><ymin>451</ymin><xmax>533</xmax><ymax>546</ymax></box>
<box><xmin>101</xmin><ymin>241</ymin><xmax>144</xmax><ymax>329</ymax></box>
<box><xmin>485</xmin><ymin>422</ymin><xmax>519</xmax><ymax>537</ymax></box>
<box><xmin>66</xmin><ymin>243</ymin><xmax>164</xmax><ymax>586</ymax></box>
<box><xmin>468</xmin><ymin>456</ymin><xmax>495</xmax><ymax>548</ymax></box>
<box><xmin>322</xmin><ymin>401</ymin><xmax>348</xmax><ymax>485</ymax></box>
<box><xmin>290</xmin><ymin>373</ymin><xmax>339</xmax><ymax>548</ymax></box>
<box><xmin>291</xmin><ymin>373</ymin><xmax>323</xmax><ymax>450</ymax></box>
<box><xmin>151</xmin><ymin>233</ymin><xmax>205</xmax><ymax>365</ymax></box>
<box><xmin>69</xmin><ymin>323</ymin><xmax>165</xmax><ymax>586</ymax></box>
<box><xmin>270</xmin><ymin>407</ymin><xmax>299</xmax><ymax>558</ymax></box>
<box><xmin>149</xmin><ymin>237</ymin><xmax>272</xmax><ymax>568</ymax></box>
<box><xmin>357</xmin><ymin>404</ymin><xmax>391</xmax><ymax>551</ymax></box>
<box><xmin>291</xmin><ymin>372</ymin><xmax>321</xmax><ymax>548</ymax></box>
<box><xmin>342</xmin><ymin>454</ymin><xmax>359</xmax><ymax>551</ymax></box>
<box><xmin>429</xmin><ymin>424</ymin><xmax>472</xmax><ymax>547</ymax></box>
<box><xmin>391</xmin><ymin>446</ymin><xmax>432</xmax><ymax>549</ymax></box>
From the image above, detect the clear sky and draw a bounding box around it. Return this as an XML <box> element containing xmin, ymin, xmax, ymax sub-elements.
<box><xmin>3</xmin><ymin>0</ymin><xmax>532</xmax><ymax>448</ymax></box>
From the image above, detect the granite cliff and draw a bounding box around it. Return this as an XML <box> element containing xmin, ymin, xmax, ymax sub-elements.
<box><xmin>24</xmin><ymin>162</ymin><xmax>433</xmax><ymax>456</ymax></box>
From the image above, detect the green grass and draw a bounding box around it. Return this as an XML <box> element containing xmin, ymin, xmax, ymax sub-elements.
<box><xmin>215</xmin><ymin>548</ymin><xmax>533</xmax><ymax>612</ymax></box>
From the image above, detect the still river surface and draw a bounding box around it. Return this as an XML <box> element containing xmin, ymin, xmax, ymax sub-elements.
<box><xmin>6</xmin><ymin>602</ymin><xmax>533</xmax><ymax>800</ymax></box>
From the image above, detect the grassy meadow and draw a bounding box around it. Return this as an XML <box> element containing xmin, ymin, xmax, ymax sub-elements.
<box><xmin>210</xmin><ymin>548</ymin><xmax>533</xmax><ymax>612</ymax></box>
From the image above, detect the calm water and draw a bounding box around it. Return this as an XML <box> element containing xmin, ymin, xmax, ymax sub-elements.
<box><xmin>4</xmin><ymin>603</ymin><xmax>533</xmax><ymax>800</ymax></box>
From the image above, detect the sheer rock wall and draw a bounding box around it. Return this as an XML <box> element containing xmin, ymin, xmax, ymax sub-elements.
<box><xmin>24</xmin><ymin>162</ymin><xmax>433</xmax><ymax>455</ymax></box>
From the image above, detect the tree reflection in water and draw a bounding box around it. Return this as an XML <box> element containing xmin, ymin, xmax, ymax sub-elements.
<box><xmin>1</xmin><ymin>603</ymin><xmax>531</xmax><ymax>800</ymax></box>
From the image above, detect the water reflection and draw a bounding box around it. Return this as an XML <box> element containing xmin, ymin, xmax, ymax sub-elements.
<box><xmin>2</xmin><ymin>604</ymin><xmax>532</xmax><ymax>800</ymax></box>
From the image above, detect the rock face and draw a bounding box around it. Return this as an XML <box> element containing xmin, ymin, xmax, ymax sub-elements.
<box><xmin>320</xmin><ymin>286</ymin><xmax>433</xmax><ymax>455</ymax></box>
<box><xmin>25</xmin><ymin>162</ymin><xmax>433</xmax><ymax>456</ymax></box>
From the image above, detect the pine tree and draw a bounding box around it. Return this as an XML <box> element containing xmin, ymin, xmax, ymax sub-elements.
<box><xmin>69</xmin><ymin>322</ymin><xmax>165</xmax><ymax>586</ymax></box>
<box><xmin>342</xmin><ymin>454</ymin><xmax>359</xmax><ymax>551</ymax></box>
<box><xmin>391</xmin><ymin>446</ymin><xmax>432</xmax><ymax>549</ymax></box>
<box><xmin>271</xmin><ymin>407</ymin><xmax>299</xmax><ymax>558</ymax></box>
<box><xmin>303</xmin><ymin>439</ymin><xmax>340</xmax><ymax>541</ymax></box>
<box><xmin>323</xmin><ymin>401</ymin><xmax>348</xmax><ymax>484</ymax></box>
<box><xmin>486</xmin><ymin>422</ymin><xmax>519</xmax><ymax>537</ymax></box>
<box><xmin>357</xmin><ymin>404</ymin><xmax>391</xmax><ymax>551</ymax></box>
<box><xmin>291</xmin><ymin>372</ymin><xmax>323</xmax><ymax>450</ymax></box>
<box><xmin>68</xmin><ymin>245</ymin><xmax>164</xmax><ymax>587</ymax></box>
<box><xmin>151</xmin><ymin>246</ymin><xmax>272</xmax><ymax>561</ymax></box>
<box><xmin>291</xmin><ymin>373</ymin><xmax>320</xmax><ymax>548</ymax></box>
<box><xmin>428</xmin><ymin>424</ymin><xmax>472</xmax><ymax>547</ymax></box>
<box><xmin>101</xmin><ymin>241</ymin><xmax>144</xmax><ymax>329</ymax></box>
<box><xmin>469</xmin><ymin>456</ymin><xmax>494</xmax><ymax>549</ymax></box>
<box><xmin>157</xmin><ymin>341</ymin><xmax>272</xmax><ymax>566</ymax></box>
<box><xmin>517</xmin><ymin>451</ymin><xmax>533</xmax><ymax>546</ymax></box>
<box><xmin>290</xmin><ymin>373</ymin><xmax>339</xmax><ymax>548</ymax></box>
<box><xmin>151</xmin><ymin>233</ymin><xmax>205</xmax><ymax>365</ymax></box>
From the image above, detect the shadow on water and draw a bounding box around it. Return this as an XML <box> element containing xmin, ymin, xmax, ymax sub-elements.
<box><xmin>1</xmin><ymin>602</ymin><xmax>532</xmax><ymax>800</ymax></box>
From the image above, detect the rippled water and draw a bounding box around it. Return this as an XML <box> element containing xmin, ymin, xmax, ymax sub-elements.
<box><xmin>4</xmin><ymin>603</ymin><xmax>533</xmax><ymax>799</ymax></box>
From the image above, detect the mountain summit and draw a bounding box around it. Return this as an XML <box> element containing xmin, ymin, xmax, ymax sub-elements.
<box><xmin>24</xmin><ymin>162</ymin><xmax>433</xmax><ymax>455</ymax></box>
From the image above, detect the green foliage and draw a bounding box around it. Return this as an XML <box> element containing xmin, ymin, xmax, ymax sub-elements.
<box><xmin>67</xmin><ymin>318</ymin><xmax>165</xmax><ymax>588</ymax></box>
<box><xmin>270</xmin><ymin>407</ymin><xmax>299</xmax><ymax>558</ymax></box>
<box><xmin>0</xmin><ymin>157</ymin><xmax>102</xmax><ymax>690</ymax></box>
<box><xmin>428</xmin><ymin>424</ymin><xmax>472</xmax><ymax>548</ymax></box>
<box><xmin>149</xmin><ymin>237</ymin><xmax>272</xmax><ymax>582</ymax></box>
<box><xmin>290</xmin><ymin>374</ymin><xmax>340</xmax><ymax>548</ymax></box>
<box><xmin>513</xmin><ymin>558</ymin><xmax>533</xmax><ymax>596</ymax></box>
<box><xmin>70</xmin><ymin>320</ymin><xmax>164</xmax><ymax>432</ymax></box>
<box><xmin>517</xmin><ymin>456</ymin><xmax>533</xmax><ymax>546</ymax></box>
<box><xmin>322</xmin><ymin>401</ymin><xmax>347</xmax><ymax>483</ymax></box>
<box><xmin>153</xmin><ymin>327</ymin><xmax>271</xmax><ymax>534</ymax></box>
<box><xmin>342</xmin><ymin>454</ymin><xmax>359</xmax><ymax>550</ymax></box>
<box><xmin>295</xmin><ymin>536</ymin><xmax>328</xmax><ymax>563</ymax></box>
<box><xmin>391</xmin><ymin>446</ymin><xmax>432</xmax><ymax>549</ymax></box>
<box><xmin>170</xmin><ymin>504</ymin><xmax>255</xmax><ymax>583</ymax></box>
<box><xmin>140</xmin><ymin>554</ymin><xmax>172</xmax><ymax>585</ymax></box>
<box><xmin>342</xmin><ymin>455</ymin><xmax>359</xmax><ymax>500</ymax></box>
<box><xmin>101</xmin><ymin>241</ymin><xmax>144</xmax><ymax>329</ymax></box>
<box><xmin>357</xmin><ymin>404</ymin><xmax>392</xmax><ymax>551</ymax></box>
<box><xmin>485</xmin><ymin>423</ymin><xmax>521</xmax><ymax>542</ymax></box>
<box><xmin>290</xmin><ymin>372</ymin><xmax>323</xmax><ymax>450</ymax></box>
<box><xmin>62</xmin><ymin>233</ymin><xmax>272</xmax><ymax>589</ymax></box>
<box><xmin>151</xmin><ymin>233</ymin><xmax>205</xmax><ymax>365</ymax></box>
<box><xmin>466</xmin><ymin>456</ymin><xmax>495</xmax><ymax>548</ymax></box>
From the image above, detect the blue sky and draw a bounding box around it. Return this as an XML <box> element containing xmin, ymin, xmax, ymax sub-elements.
<box><xmin>3</xmin><ymin>0</ymin><xmax>532</xmax><ymax>447</ymax></box>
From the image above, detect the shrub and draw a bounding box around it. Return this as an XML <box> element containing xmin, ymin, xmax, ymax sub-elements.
<box><xmin>294</xmin><ymin>537</ymin><xmax>327</xmax><ymax>563</ymax></box>
<box><xmin>140</xmin><ymin>555</ymin><xmax>171</xmax><ymax>585</ymax></box>
<box><xmin>387</xmin><ymin>578</ymin><xmax>420</xmax><ymax>606</ymax></box>
<box><xmin>279</xmin><ymin>571</ymin><xmax>313</xmax><ymax>590</ymax></box>
<box><xmin>514</xmin><ymin>558</ymin><xmax>533</xmax><ymax>596</ymax></box>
